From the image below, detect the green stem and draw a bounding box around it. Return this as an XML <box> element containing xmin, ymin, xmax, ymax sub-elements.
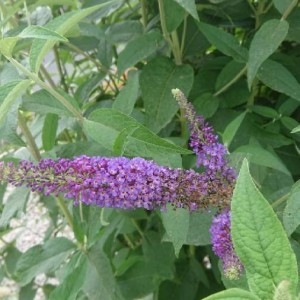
<box><xmin>180</xmin><ymin>14</ymin><xmax>188</xmax><ymax>54</ymax></box>
<box><xmin>140</xmin><ymin>0</ymin><xmax>147</xmax><ymax>28</ymax></box>
<box><xmin>214</xmin><ymin>65</ymin><xmax>247</xmax><ymax>96</ymax></box>
<box><xmin>8</xmin><ymin>57</ymin><xmax>84</xmax><ymax>122</ymax></box>
<box><xmin>272</xmin><ymin>193</ymin><xmax>290</xmax><ymax>209</ymax></box>
<box><xmin>56</xmin><ymin>195</ymin><xmax>74</xmax><ymax>230</ymax></box>
<box><xmin>281</xmin><ymin>0</ymin><xmax>299</xmax><ymax>20</ymax></box>
<box><xmin>170</xmin><ymin>30</ymin><xmax>182</xmax><ymax>65</ymax></box>
<box><xmin>17</xmin><ymin>111</ymin><xmax>41</xmax><ymax>161</ymax></box>
<box><xmin>53</xmin><ymin>46</ymin><xmax>68</xmax><ymax>92</ymax></box>
<box><xmin>158</xmin><ymin>0</ymin><xmax>173</xmax><ymax>49</ymax></box>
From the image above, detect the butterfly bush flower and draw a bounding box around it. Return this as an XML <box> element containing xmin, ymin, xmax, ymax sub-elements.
<box><xmin>0</xmin><ymin>155</ymin><xmax>233</xmax><ymax>211</ymax></box>
<box><xmin>210</xmin><ymin>209</ymin><xmax>243</xmax><ymax>279</ymax></box>
<box><xmin>172</xmin><ymin>89</ymin><xmax>236</xmax><ymax>183</ymax></box>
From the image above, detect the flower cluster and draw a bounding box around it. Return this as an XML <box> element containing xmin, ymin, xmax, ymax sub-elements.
<box><xmin>172</xmin><ymin>89</ymin><xmax>236</xmax><ymax>183</ymax></box>
<box><xmin>0</xmin><ymin>155</ymin><xmax>233</xmax><ymax>211</ymax></box>
<box><xmin>210</xmin><ymin>209</ymin><xmax>243</xmax><ymax>279</ymax></box>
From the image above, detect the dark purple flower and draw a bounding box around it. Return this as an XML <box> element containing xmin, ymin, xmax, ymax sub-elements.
<box><xmin>210</xmin><ymin>209</ymin><xmax>243</xmax><ymax>279</ymax></box>
<box><xmin>0</xmin><ymin>156</ymin><xmax>233</xmax><ymax>210</ymax></box>
<box><xmin>172</xmin><ymin>89</ymin><xmax>236</xmax><ymax>183</ymax></box>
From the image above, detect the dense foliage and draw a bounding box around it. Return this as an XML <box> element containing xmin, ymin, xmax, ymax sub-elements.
<box><xmin>0</xmin><ymin>0</ymin><xmax>300</xmax><ymax>299</ymax></box>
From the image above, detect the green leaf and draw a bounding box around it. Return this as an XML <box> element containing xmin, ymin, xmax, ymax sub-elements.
<box><xmin>84</xmin><ymin>240</ymin><xmax>125</xmax><ymax>300</ymax></box>
<box><xmin>49</xmin><ymin>257</ymin><xmax>87</xmax><ymax>300</ymax></box>
<box><xmin>257</xmin><ymin>60</ymin><xmax>300</xmax><ymax>102</ymax></box>
<box><xmin>251</xmin><ymin>105</ymin><xmax>279</xmax><ymax>119</ymax></box>
<box><xmin>22</xmin><ymin>89</ymin><xmax>78</xmax><ymax>117</ymax></box>
<box><xmin>117</xmin><ymin>31</ymin><xmax>164</xmax><ymax>76</ymax></box>
<box><xmin>83</xmin><ymin>108</ymin><xmax>192</xmax><ymax>159</ymax></box>
<box><xmin>193</xmin><ymin>92</ymin><xmax>219</xmax><ymax>118</ymax></box>
<box><xmin>15</xmin><ymin>237</ymin><xmax>76</xmax><ymax>286</ymax></box>
<box><xmin>30</xmin><ymin>1</ymin><xmax>120</xmax><ymax>73</ymax></box>
<box><xmin>247</xmin><ymin>19</ymin><xmax>289</xmax><ymax>88</ymax></box>
<box><xmin>234</xmin><ymin>144</ymin><xmax>290</xmax><ymax>175</ymax></box>
<box><xmin>291</xmin><ymin>124</ymin><xmax>300</xmax><ymax>133</ymax></box>
<box><xmin>42</xmin><ymin>113</ymin><xmax>58</xmax><ymax>151</ymax></box>
<box><xmin>222</xmin><ymin>112</ymin><xmax>247</xmax><ymax>148</ymax></box>
<box><xmin>173</xmin><ymin>0</ymin><xmax>199</xmax><ymax>21</ymax></box>
<box><xmin>112</xmin><ymin>70</ymin><xmax>140</xmax><ymax>115</ymax></box>
<box><xmin>197</xmin><ymin>22</ymin><xmax>248</xmax><ymax>63</ymax></box>
<box><xmin>283</xmin><ymin>181</ymin><xmax>300</xmax><ymax>236</ymax></box>
<box><xmin>19</xmin><ymin>25</ymin><xmax>68</xmax><ymax>41</ymax></box>
<box><xmin>161</xmin><ymin>207</ymin><xmax>189</xmax><ymax>257</ymax></box>
<box><xmin>202</xmin><ymin>288</ymin><xmax>260</xmax><ymax>300</ymax></box>
<box><xmin>140</xmin><ymin>57</ymin><xmax>194</xmax><ymax>133</ymax></box>
<box><xmin>273</xmin><ymin>0</ymin><xmax>295</xmax><ymax>14</ymax></box>
<box><xmin>0</xmin><ymin>37</ymin><xmax>19</xmax><ymax>57</ymax></box>
<box><xmin>0</xmin><ymin>187</ymin><xmax>29</xmax><ymax>228</ymax></box>
<box><xmin>0</xmin><ymin>80</ymin><xmax>31</xmax><ymax>125</ymax></box>
<box><xmin>231</xmin><ymin>159</ymin><xmax>298</xmax><ymax>300</ymax></box>
<box><xmin>163</xmin><ymin>0</ymin><xmax>185</xmax><ymax>32</ymax></box>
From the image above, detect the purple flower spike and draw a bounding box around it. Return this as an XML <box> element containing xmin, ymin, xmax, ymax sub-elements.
<box><xmin>210</xmin><ymin>209</ymin><xmax>243</xmax><ymax>279</ymax></box>
<box><xmin>172</xmin><ymin>89</ymin><xmax>236</xmax><ymax>183</ymax></box>
<box><xmin>0</xmin><ymin>156</ymin><xmax>233</xmax><ymax>210</ymax></box>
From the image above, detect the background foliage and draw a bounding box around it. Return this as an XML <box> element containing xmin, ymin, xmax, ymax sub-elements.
<box><xmin>0</xmin><ymin>0</ymin><xmax>300</xmax><ymax>299</ymax></box>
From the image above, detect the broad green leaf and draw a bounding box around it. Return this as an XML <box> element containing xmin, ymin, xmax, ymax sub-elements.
<box><xmin>257</xmin><ymin>59</ymin><xmax>300</xmax><ymax>102</ymax></box>
<box><xmin>22</xmin><ymin>89</ymin><xmax>78</xmax><ymax>117</ymax></box>
<box><xmin>193</xmin><ymin>92</ymin><xmax>219</xmax><ymax>118</ymax></box>
<box><xmin>117</xmin><ymin>31</ymin><xmax>164</xmax><ymax>76</ymax></box>
<box><xmin>30</xmin><ymin>1</ymin><xmax>119</xmax><ymax>73</ymax></box>
<box><xmin>83</xmin><ymin>108</ymin><xmax>192</xmax><ymax>159</ymax></box>
<box><xmin>273</xmin><ymin>0</ymin><xmax>295</xmax><ymax>14</ymax></box>
<box><xmin>283</xmin><ymin>181</ymin><xmax>300</xmax><ymax>236</ymax></box>
<box><xmin>19</xmin><ymin>25</ymin><xmax>68</xmax><ymax>41</ymax></box>
<box><xmin>163</xmin><ymin>0</ymin><xmax>185</xmax><ymax>32</ymax></box>
<box><xmin>247</xmin><ymin>19</ymin><xmax>289</xmax><ymax>88</ymax></box>
<box><xmin>0</xmin><ymin>80</ymin><xmax>31</xmax><ymax>125</ymax></box>
<box><xmin>234</xmin><ymin>144</ymin><xmax>290</xmax><ymax>175</ymax></box>
<box><xmin>161</xmin><ymin>207</ymin><xmax>189</xmax><ymax>257</ymax></box>
<box><xmin>215</xmin><ymin>60</ymin><xmax>246</xmax><ymax>91</ymax></box>
<box><xmin>280</xmin><ymin>116</ymin><xmax>299</xmax><ymax>132</ymax></box>
<box><xmin>49</xmin><ymin>257</ymin><xmax>87</xmax><ymax>300</ymax></box>
<box><xmin>173</xmin><ymin>0</ymin><xmax>199</xmax><ymax>21</ymax></box>
<box><xmin>140</xmin><ymin>57</ymin><xmax>194</xmax><ymax>133</ymax></box>
<box><xmin>0</xmin><ymin>37</ymin><xmax>19</xmax><ymax>57</ymax></box>
<box><xmin>202</xmin><ymin>288</ymin><xmax>260</xmax><ymax>300</ymax></box>
<box><xmin>42</xmin><ymin>113</ymin><xmax>58</xmax><ymax>151</ymax></box>
<box><xmin>15</xmin><ymin>237</ymin><xmax>76</xmax><ymax>286</ymax></box>
<box><xmin>197</xmin><ymin>22</ymin><xmax>248</xmax><ymax>63</ymax></box>
<box><xmin>0</xmin><ymin>187</ymin><xmax>29</xmax><ymax>227</ymax></box>
<box><xmin>231</xmin><ymin>159</ymin><xmax>298</xmax><ymax>300</ymax></box>
<box><xmin>222</xmin><ymin>112</ymin><xmax>247</xmax><ymax>148</ymax></box>
<box><xmin>112</xmin><ymin>70</ymin><xmax>140</xmax><ymax>115</ymax></box>
<box><xmin>291</xmin><ymin>124</ymin><xmax>300</xmax><ymax>133</ymax></box>
<box><xmin>84</xmin><ymin>240</ymin><xmax>125</xmax><ymax>300</ymax></box>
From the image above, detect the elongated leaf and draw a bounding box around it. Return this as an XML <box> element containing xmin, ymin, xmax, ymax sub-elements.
<box><xmin>234</xmin><ymin>144</ymin><xmax>290</xmax><ymax>175</ymax></box>
<box><xmin>161</xmin><ymin>207</ymin><xmax>189</xmax><ymax>257</ymax></box>
<box><xmin>0</xmin><ymin>187</ymin><xmax>29</xmax><ymax>227</ymax></box>
<box><xmin>222</xmin><ymin>112</ymin><xmax>247</xmax><ymax>148</ymax></box>
<box><xmin>247</xmin><ymin>19</ymin><xmax>289</xmax><ymax>88</ymax></box>
<box><xmin>202</xmin><ymin>288</ymin><xmax>260</xmax><ymax>300</ymax></box>
<box><xmin>83</xmin><ymin>108</ymin><xmax>192</xmax><ymax>159</ymax></box>
<box><xmin>197</xmin><ymin>22</ymin><xmax>248</xmax><ymax>63</ymax></box>
<box><xmin>19</xmin><ymin>25</ymin><xmax>68</xmax><ymax>41</ymax></box>
<box><xmin>173</xmin><ymin>0</ymin><xmax>199</xmax><ymax>20</ymax></box>
<box><xmin>140</xmin><ymin>57</ymin><xmax>194</xmax><ymax>133</ymax></box>
<box><xmin>15</xmin><ymin>237</ymin><xmax>76</xmax><ymax>286</ymax></box>
<box><xmin>231</xmin><ymin>159</ymin><xmax>298</xmax><ymax>299</ymax></box>
<box><xmin>0</xmin><ymin>37</ymin><xmax>19</xmax><ymax>57</ymax></box>
<box><xmin>257</xmin><ymin>59</ymin><xmax>300</xmax><ymax>101</ymax></box>
<box><xmin>0</xmin><ymin>80</ymin><xmax>31</xmax><ymax>125</ymax></box>
<box><xmin>117</xmin><ymin>31</ymin><xmax>164</xmax><ymax>76</ymax></box>
<box><xmin>42</xmin><ymin>113</ymin><xmax>58</xmax><ymax>151</ymax></box>
<box><xmin>163</xmin><ymin>0</ymin><xmax>185</xmax><ymax>32</ymax></box>
<box><xmin>30</xmin><ymin>1</ymin><xmax>120</xmax><ymax>72</ymax></box>
<box><xmin>283</xmin><ymin>181</ymin><xmax>300</xmax><ymax>236</ymax></box>
<box><xmin>112</xmin><ymin>70</ymin><xmax>139</xmax><ymax>115</ymax></box>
